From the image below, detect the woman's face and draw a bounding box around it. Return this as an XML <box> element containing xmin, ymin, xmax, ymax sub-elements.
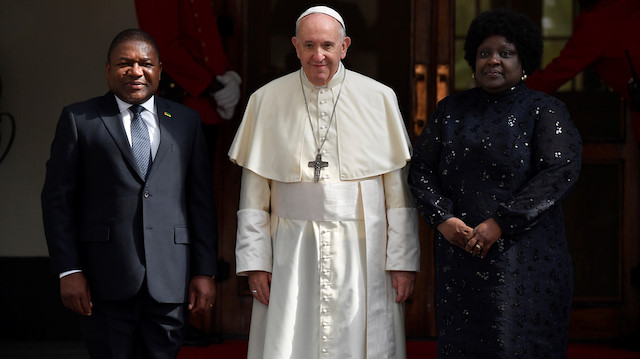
<box><xmin>474</xmin><ymin>35</ymin><xmax>523</xmax><ymax>95</ymax></box>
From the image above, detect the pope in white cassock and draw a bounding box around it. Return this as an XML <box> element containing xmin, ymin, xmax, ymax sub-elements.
<box><xmin>228</xmin><ymin>6</ymin><xmax>421</xmax><ymax>359</ymax></box>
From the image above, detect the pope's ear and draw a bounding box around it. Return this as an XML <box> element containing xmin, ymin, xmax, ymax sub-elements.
<box><xmin>341</xmin><ymin>36</ymin><xmax>351</xmax><ymax>59</ymax></box>
<box><xmin>292</xmin><ymin>37</ymin><xmax>302</xmax><ymax>59</ymax></box>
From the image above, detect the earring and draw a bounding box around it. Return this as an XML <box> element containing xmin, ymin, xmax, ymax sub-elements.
<box><xmin>521</xmin><ymin>71</ymin><xmax>528</xmax><ymax>81</ymax></box>
<box><xmin>472</xmin><ymin>73</ymin><xmax>476</xmax><ymax>80</ymax></box>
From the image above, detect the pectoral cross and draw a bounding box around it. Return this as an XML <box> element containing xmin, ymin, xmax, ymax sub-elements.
<box><xmin>308</xmin><ymin>153</ymin><xmax>328</xmax><ymax>182</ymax></box>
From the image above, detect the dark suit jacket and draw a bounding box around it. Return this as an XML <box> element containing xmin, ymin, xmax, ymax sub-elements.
<box><xmin>41</xmin><ymin>92</ymin><xmax>218</xmax><ymax>303</ymax></box>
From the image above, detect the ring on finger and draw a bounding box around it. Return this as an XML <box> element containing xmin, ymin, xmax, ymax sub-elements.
<box><xmin>251</xmin><ymin>289</ymin><xmax>258</xmax><ymax>294</ymax></box>
<box><xmin>475</xmin><ymin>243</ymin><xmax>482</xmax><ymax>250</ymax></box>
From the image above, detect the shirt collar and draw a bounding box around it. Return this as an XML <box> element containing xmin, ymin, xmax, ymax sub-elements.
<box><xmin>114</xmin><ymin>94</ymin><xmax>156</xmax><ymax>115</ymax></box>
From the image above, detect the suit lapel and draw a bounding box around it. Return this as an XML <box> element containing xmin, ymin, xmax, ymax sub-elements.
<box><xmin>99</xmin><ymin>93</ymin><xmax>146</xmax><ymax>180</ymax></box>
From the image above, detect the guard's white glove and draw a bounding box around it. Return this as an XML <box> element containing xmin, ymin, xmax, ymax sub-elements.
<box><xmin>212</xmin><ymin>70</ymin><xmax>241</xmax><ymax>120</ymax></box>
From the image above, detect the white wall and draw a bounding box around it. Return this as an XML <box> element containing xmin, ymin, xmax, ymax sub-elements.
<box><xmin>0</xmin><ymin>0</ymin><xmax>138</xmax><ymax>256</ymax></box>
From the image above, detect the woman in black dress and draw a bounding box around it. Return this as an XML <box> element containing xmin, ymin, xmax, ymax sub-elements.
<box><xmin>408</xmin><ymin>8</ymin><xmax>582</xmax><ymax>358</ymax></box>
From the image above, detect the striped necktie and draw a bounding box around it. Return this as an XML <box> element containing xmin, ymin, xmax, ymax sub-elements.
<box><xmin>129</xmin><ymin>105</ymin><xmax>152</xmax><ymax>179</ymax></box>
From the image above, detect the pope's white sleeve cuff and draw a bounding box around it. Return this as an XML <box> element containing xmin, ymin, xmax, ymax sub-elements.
<box><xmin>386</xmin><ymin>207</ymin><xmax>420</xmax><ymax>272</ymax></box>
<box><xmin>235</xmin><ymin>208</ymin><xmax>272</xmax><ymax>275</ymax></box>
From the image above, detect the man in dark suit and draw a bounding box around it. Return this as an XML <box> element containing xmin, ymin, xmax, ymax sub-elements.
<box><xmin>41</xmin><ymin>29</ymin><xmax>218</xmax><ymax>359</ymax></box>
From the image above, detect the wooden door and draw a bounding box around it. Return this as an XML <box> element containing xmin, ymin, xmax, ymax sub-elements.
<box><xmin>410</xmin><ymin>0</ymin><xmax>454</xmax><ymax>338</ymax></box>
<box><xmin>556</xmin><ymin>89</ymin><xmax>640</xmax><ymax>340</ymax></box>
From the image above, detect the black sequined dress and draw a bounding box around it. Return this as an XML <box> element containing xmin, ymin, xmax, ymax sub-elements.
<box><xmin>408</xmin><ymin>82</ymin><xmax>582</xmax><ymax>358</ymax></box>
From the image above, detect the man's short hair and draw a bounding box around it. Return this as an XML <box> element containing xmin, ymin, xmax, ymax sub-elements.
<box><xmin>107</xmin><ymin>29</ymin><xmax>160</xmax><ymax>63</ymax></box>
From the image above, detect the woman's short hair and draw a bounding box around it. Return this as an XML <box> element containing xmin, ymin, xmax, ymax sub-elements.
<box><xmin>463</xmin><ymin>8</ymin><xmax>543</xmax><ymax>75</ymax></box>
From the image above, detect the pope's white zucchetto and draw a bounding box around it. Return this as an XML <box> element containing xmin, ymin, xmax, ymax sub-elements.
<box><xmin>296</xmin><ymin>5</ymin><xmax>345</xmax><ymax>30</ymax></box>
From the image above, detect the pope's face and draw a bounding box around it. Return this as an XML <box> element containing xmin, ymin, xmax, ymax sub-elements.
<box><xmin>106</xmin><ymin>39</ymin><xmax>162</xmax><ymax>104</ymax></box>
<box><xmin>292</xmin><ymin>13</ymin><xmax>351</xmax><ymax>87</ymax></box>
<box><xmin>474</xmin><ymin>35</ymin><xmax>523</xmax><ymax>95</ymax></box>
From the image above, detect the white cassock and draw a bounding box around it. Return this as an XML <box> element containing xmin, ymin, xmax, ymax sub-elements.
<box><xmin>228</xmin><ymin>63</ymin><xmax>420</xmax><ymax>359</ymax></box>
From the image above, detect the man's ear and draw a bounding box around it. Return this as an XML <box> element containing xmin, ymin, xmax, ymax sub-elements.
<box><xmin>292</xmin><ymin>37</ymin><xmax>301</xmax><ymax>59</ymax></box>
<box><xmin>341</xmin><ymin>36</ymin><xmax>352</xmax><ymax>59</ymax></box>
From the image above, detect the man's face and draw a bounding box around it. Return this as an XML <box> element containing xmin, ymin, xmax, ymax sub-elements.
<box><xmin>105</xmin><ymin>39</ymin><xmax>162</xmax><ymax>104</ymax></box>
<box><xmin>292</xmin><ymin>13</ymin><xmax>351</xmax><ymax>87</ymax></box>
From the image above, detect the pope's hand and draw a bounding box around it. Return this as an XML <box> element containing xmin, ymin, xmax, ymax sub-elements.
<box><xmin>247</xmin><ymin>270</ymin><xmax>272</xmax><ymax>306</ymax></box>
<box><xmin>212</xmin><ymin>70</ymin><xmax>242</xmax><ymax>120</ymax></box>
<box><xmin>391</xmin><ymin>271</ymin><xmax>416</xmax><ymax>303</ymax></box>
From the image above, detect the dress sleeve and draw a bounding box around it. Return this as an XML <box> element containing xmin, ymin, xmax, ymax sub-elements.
<box><xmin>408</xmin><ymin>99</ymin><xmax>456</xmax><ymax>228</ymax></box>
<box><xmin>494</xmin><ymin>98</ymin><xmax>582</xmax><ymax>235</ymax></box>
<box><xmin>235</xmin><ymin>168</ymin><xmax>272</xmax><ymax>275</ymax></box>
<box><xmin>383</xmin><ymin>167</ymin><xmax>420</xmax><ymax>272</ymax></box>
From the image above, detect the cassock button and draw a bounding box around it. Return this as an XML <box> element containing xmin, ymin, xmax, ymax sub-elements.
<box><xmin>143</xmin><ymin>191</ymin><xmax>150</xmax><ymax>198</ymax></box>
<box><xmin>322</xmin><ymin>348</ymin><xmax>327</xmax><ymax>353</ymax></box>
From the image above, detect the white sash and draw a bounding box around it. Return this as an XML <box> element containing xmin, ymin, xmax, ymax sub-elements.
<box><xmin>271</xmin><ymin>181</ymin><xmax>364</xmax><ymax>221</ymax></box>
